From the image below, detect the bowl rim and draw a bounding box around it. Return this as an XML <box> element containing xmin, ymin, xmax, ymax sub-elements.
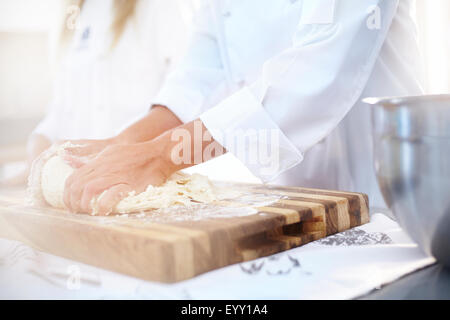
<box><xmin>363</xmin><ymin>94</ymin><xmax>450</xmax><ymax>107</ymax></box>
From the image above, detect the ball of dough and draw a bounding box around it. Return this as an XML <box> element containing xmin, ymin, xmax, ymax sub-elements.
<box><xmin>37</xmin><ymin>152</ymin><xmax>218</xmax><ymax>215</ymax></box>
<box><xmin>40</xmin><ymin>155</ymin><xmax>74</xmax><ymax>209</ymax></box>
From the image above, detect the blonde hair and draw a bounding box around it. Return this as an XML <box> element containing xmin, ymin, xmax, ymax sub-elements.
<box><xmin>59</xmin><ymin>0</ymin><xmax>138</xmax><ymax>54</ymax></box>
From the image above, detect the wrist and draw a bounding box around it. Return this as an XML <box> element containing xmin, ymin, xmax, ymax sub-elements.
<box><xmin>115</xmin><ymin>105</ymin><xmax>182</xmax><ymax>145</ymax></box>
<box><xmin>113</xmin><ymin>132</ymin><xmax>130</xmax><ymax>145</ymax></box>
<box><xmin>137</xmin><ymin>136</ymin><xmax>180</xmax><ymax>180</ymax></box>
<box><xmin>154</xmin><ymin>129</ymin><xmax>187</xmax><ymax>175</ymax></box>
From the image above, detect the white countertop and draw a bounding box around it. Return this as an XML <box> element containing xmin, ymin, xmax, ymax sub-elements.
<box><xmin>0</xmin><ymin>213</ymin><xmax>435</xmax><ymax>300</ymax></box>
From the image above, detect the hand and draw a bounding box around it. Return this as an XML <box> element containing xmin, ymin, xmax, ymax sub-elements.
<box><xmin>63</xmin><ymin>141</ymin><xmax>173</xmax><ymax>215</ymax></box>
<box><xmin>61</xmin><ymin>106</ymin><xmax>183</xmax><ymax>168</ymax></box>
<box><xmin>63</xmin><ymin>118</ymin><xmax>223</xmax><ymax>215</ymax></box>
<box><xmin>62</xmin><ymin>138</ymin><xmax>116</xmax><ymax>168</ymax></box>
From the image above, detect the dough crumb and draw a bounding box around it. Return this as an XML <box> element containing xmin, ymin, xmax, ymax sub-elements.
<box><xmin>91</xmin><ymin>172</ymin><xmax>218</xmax><ymax>215</ymax></box>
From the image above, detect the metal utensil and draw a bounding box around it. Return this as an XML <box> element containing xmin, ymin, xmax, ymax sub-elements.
<box><xmin>364</xmin><ymin>94</ymin><xmax>450</xmax><ymax>266</ymax></box>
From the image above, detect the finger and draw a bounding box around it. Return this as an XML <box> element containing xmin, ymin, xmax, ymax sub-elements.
<box><xmin>68</xmin><ymin>181</ymin><xmax>86</xmax><ymax>213</ymax></box>
<box><xmin>61</xmin><ymin>153</ymin><xmax>88</xmax><ymax>169</ymax></box>
<box><xmin>80</xmin><ymin>178</ymin><xmax>118</xmax><ymax>214</ymax></box>
<box><xmin>63</xmin><ymin>174</ymin><xmax>75</xmax><ymax>211</ymax></box>
<box><xmin>63</xmin><ymin>167</ymin><xmax>95</xmax><ymax>211</ymax></box>
<box><xmin>94</xmin><ymin>184</ymin><xmax>134</xmax><ymax>216</ymax></box>
<box><xmin>67</xmin><ymin>139</ymin><xmax>90</xmax><ymax>145</ymax></box>
<box><xmin>65</xmin><ymin>145</ymin><xmax>97</xmax><ymax>157</ymax></box>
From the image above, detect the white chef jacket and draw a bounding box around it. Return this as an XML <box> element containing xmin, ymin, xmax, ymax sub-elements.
<box><xmin>154</xmin><ymin>0</ymin><xmax>424</xmax><ymax>209</ymax></box>
<box><xmin>34</xmin><ymin>0</ymin><xmax>194</xmax><ymax>141</ymax></box>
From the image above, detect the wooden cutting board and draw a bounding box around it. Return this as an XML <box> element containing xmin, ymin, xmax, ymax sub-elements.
<box><xmin>0</xmin><ymin>183</ymin><xmax>369</xmax><ymax>283</ymax></box>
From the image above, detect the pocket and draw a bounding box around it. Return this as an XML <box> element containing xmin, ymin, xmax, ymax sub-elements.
<box><xmin>300</xmin><ymin>0</ymin><xmax>336</xmax><ymax>25</ymax></box>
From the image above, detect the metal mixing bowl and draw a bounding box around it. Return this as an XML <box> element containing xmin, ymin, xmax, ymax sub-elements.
<box><xmin>364</xmin><ymin>94</ymin><xmax>450</xmax><ymax>266</ymax></box>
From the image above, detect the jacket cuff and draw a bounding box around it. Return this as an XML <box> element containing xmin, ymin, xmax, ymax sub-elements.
<box><xmin>200</xmin><ymin>87</ymin><xmax>304</xmax><ymax>182</ymax></box>
<box><xmin>152</xmin><ymin>84</ymin><xmax>205</xmax><ymax>124</ymax></box>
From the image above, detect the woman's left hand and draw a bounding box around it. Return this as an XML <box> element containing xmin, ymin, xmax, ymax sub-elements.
<box><xmin>60</xmin><ymin>138</ymin><xmax>116</xmax><ymax>168</ymax></box>
<box><xmin>63</xmin><ymin>141</ymin><xmax>173</xmax><ymax>215</ymax></box>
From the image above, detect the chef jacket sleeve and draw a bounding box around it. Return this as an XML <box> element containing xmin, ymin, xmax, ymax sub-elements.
<box><xmin>152</xmin><ymin>1</ymin><xmax>228</xmax><ymax>123</ymax></box>
<box><xmin>200</xmin><ymin>0</ymin><xmax>400</xmax><ymax>182</ymax></box>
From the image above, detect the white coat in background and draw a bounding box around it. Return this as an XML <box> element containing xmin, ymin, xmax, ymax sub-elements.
<box><xmin>34</xmin><ymin>0</ymin><xmax>194</xmax><ymax>141</ymax></box>
<box><xmin>155</xmin><ymin>0</ymin><xmax>424</xmax><ymax>209</ymax></box>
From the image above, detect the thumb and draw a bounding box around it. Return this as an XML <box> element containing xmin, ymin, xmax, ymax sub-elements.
<box><xmin>92</xmin><ymin>184</ymin><xmax>137</xmax><ymax>216</ymax></box>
